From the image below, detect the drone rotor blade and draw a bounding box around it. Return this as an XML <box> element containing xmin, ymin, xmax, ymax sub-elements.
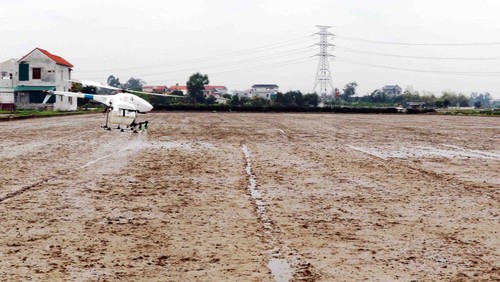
<box><xmin>69</xmin><ymin>79</ymin><xmax>122</xmax><ymax>91</ymax></box>
<box><xmin>127</xmin><ymin>90</ymin><xmax>185</xmax><ymax>98</ymax></box>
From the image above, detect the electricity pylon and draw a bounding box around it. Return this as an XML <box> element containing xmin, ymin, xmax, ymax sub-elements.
<box><xmin>313</xmin><ymin>25</ymin><xmax>335</xmax><ymax>97</ymax></box>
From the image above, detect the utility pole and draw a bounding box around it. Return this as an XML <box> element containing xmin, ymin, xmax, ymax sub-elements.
<box><xmin>313</xmin><ymin>25</ymin><xmax>335</xmax><ymax>97</ymax></box>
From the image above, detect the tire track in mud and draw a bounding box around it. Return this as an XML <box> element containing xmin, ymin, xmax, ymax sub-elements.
<box><xmin>242</xmin><ymin>144</ymin><xmax>317</xmax><ymax>282</ymax></box>
<box><xmin>241</xmin><ymin>144</ymin><xmax>292</xmax><ymax>282</ymax></box>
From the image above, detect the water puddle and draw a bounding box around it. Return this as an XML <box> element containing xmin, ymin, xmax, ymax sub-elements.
<box><xmin>269</xmin><ymin>258</ymin><xmax>293</xmax><ymax>282</ymax></box>
<box><xmin>440</xmin><ymin>144</ymin><xmax>500</xmax><ymax>159</ymax></box>
<box><xmin>242</xmin><ymin>144</ymin><xmax>292</xmax><ymax>281</ymax></box>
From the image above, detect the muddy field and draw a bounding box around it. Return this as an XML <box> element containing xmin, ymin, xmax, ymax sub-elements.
<box><xmin>0</xmin><ymin>112</ymin><xmax>499</xmax><ymax>281</ymax></box>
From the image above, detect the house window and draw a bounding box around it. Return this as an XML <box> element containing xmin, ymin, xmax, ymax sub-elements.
<box><xmin>69</xmin><ymin>97</ymin><xmax>73</xmax><ymax>105</ymax></box>
<box><xmin>32</xmin><ymin>68</ymin><xmax>41</xmax><ymax>79</ymax></box>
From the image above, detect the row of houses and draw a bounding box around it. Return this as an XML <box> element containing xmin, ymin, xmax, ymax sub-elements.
<box><xmin>143</xmin><ymin>84</ymin><xmax>280</xmax><ymax>101</ymax></box>
<box><xmin>0</xmin><ymin>48</ymin><xmax>75</xmax><ymax>111</ymax></box>
<box><xmin>142</xmin><ymin>84</ymin><xmax>231</xmax><ymax>104</ymax></box>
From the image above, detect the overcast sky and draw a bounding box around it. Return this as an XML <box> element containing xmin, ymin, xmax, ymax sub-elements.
<box><xmin>2</xmin><ymin>0</ymin><xmax>500</xmax><ymax>98</ymax></box>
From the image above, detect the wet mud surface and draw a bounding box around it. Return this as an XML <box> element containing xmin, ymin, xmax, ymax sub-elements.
<box><xmin>0</xmin><ymin>113</ymin><xmax>499</xmax><ymax>281</ymax></box>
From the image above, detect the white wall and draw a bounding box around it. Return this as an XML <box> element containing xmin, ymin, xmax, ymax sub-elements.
<box><xmin>0</xmin><ymin>59</ymin><xmax>18</xmax><ymax>89</ymax></box>
<box><xmin>0</xmin><ymin>90</ymin><xmax>14</xmax><ymax>103</ymax></box>
<box><xmin>54</xmin><ymin>94</ymin><xmax>76</xmax><ymax>111</ymax></box>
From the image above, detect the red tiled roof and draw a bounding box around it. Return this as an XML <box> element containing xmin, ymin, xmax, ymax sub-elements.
<box><xmin>19</xmin><ymin>48</ymin><xmax>74</xmax><ymax>68</ymax></box>
<box><xmin>144</xmin><ymin>85</ymin><xmax>167</xmax><ymax>90</ymax></box>
<box><xmin>169</xmin><ymin>85</ymin><xmax>188</xmax><ymax>90</ymax></box>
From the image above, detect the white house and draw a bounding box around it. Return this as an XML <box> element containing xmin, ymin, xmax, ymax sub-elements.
<box><xmin>233</xmin><ymin>90</ymin><xmax>252</xmax><ymax>99</ymax></box>
<box><xmin>0</xmin><ymin>59</ymin><xmax>17</xmax><ymax>109</ymax></box>
<box><xmin>382</xmin><ymin>85</ymin><xmax>402</xmax><ymax>96</ymax></box>
<box><xmin>15</xmin><ymin>48</ymin><xmax>75</xmax><ymax>111</ymax></box>
<box><xmin>204</xmin><ymin>85</ymin><xmax>228</xmax><ymax>97</ymax></box>
<box><xmin>250</xmin><ymin>84</ymin><xmax>279</xmax><ymax>100</ymax></box>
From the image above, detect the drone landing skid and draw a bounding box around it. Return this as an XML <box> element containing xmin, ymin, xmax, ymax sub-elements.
<box><xmin>101</xmin><ymin>121</ymin><xmax>149</xmax><ymax>133</ymax></box>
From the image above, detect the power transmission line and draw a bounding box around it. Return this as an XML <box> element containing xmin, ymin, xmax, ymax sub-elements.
<box><xmin>76</xmin><ymin>36</ymin><xmax>312</xmax><ymax>73</ymax></box>
<box><xmin>335</xmin><ymin>57</ymin><xmax>500</xmax><ymax>76</ymax></box>
<box><xmin>335</xmin><ymin>46</ymin><xmax>500</xmax><ymax>61</ymax></box>
<box><xmin>144</xmin><ymin>57</ymin><xmax>312</xmax><ymax>85</ymax></box>
<box><xmin>336</xmin><ymin>35</ymin><xmax>500</xmax><ymax>46</ymax></box>
<box><xmin>135</xmin><ymin>47</ymin><xmax>311</xmax><ymax>77</ymax></box>
<box><xmin>76</xmin><ymin>46</ymin><xmax>312</xmax><ymax>81</ymax></box>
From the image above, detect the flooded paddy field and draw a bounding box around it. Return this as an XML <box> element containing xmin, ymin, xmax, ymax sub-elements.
<box><xmin>0</xmin><ymin>112</ymin><xmax>499</xmax><ymax>281</ymax></box>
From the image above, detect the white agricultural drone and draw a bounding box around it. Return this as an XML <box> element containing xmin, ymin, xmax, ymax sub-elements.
<box><xmin>43</xmin><ymin>80</ymin><xmax>184</xmax><ymax>132</ymax></box>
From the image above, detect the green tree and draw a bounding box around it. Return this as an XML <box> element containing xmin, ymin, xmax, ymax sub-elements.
<box><xmin>70</xmin><ymin>82</ymin><xmax>97</xmax><ymax>106</ymax></box>
<box><xmin>187</xmin><ymin>72</ymin><xmax>209</xmax><ymax>104</ymax></box>
<box><xmin>470</xmin><ymin>92</ymin><xmax>492</xmax><ymax>108</ymax></box>
<box><xmin>251</xmin><ymin>97</ymin><xmax>270</xmax><ymax>107</ymax></box>
<box><xmin>171</xmin><ymin>90</ymin><xmax>184</xmax><ymax>96</ymax></box>
<box><xmin>368</xmin><ymin>89</ymin><xmax>388</xmax><ymax>103</ymax></box>
<box><xmin>435</xmin><ymin>100</ymin><xmax>444</xmax><ymax>108</ymax></box>
<box><xmin>70</xmin><ymin>82</ymin><xmax>83</xmax><ymax>92</ymax></box>
<box><xmin>239</xmin><ymin>97</ymin><xmax>252</xmax><ymax>106</ymax></box>
<box><xmin>283</xmin><ymin>91</ymin><xmax>304</xmax><ymax>106</ymax></box>
<box><xmin>492</xmin><ymin>100</ymin><xmax>500</xmax><ymax>108</ymax></box>
<box><xmin>341</xmin><ymin>82</ymin><xmax>358</xmax><ymax>102</ymax></box>
<box><xmin>443</xmin><ymin>99</ymin><xmax>451</xmax><ymax>108</ymax></box>
<box><xmin>457</xmin><ymin>94</ymin><xmax>469</xmax><ymax>107</ymax></box>
<box><xmin>303</xmin><ymin>93</ymin><xmax>320</xmax><ymax>107</ymax></box>
<box><xmin>272</xmin><ymin>92</ymin><xmax>286</xmax><ymax>106</ymax></box>
<box><xmin>206</xmin><ymin>95</ymin><xmax>217</xmax><ymax>105</ymax></box>
<box><xmin>107</xmin><ymin>75</ymin><xmax>122</xmax><ymax>88</ymax></box>
<box><xmin>82</xmin><ymin>85</ymin><xmax>97</xmax><ymax>94</ymax></box>
<box><xmin>230</xmin><ymin>95</ymin><xmax>240</xmax><ymax>106</ymax></box>
<box><xmin>124</xmin><ymin>77</ymin><xmax>145</xmax><ymax>91</ymax></box>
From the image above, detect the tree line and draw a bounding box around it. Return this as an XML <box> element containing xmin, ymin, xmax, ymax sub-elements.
<box><xmin>354</xmin><ymin>86</ymin><xmax>495</xmax><ymax>108</ymax></box>
<box><xmin>76</xmin><ymin>74</ymin><xmax>497</xmax><ymax>109</ymax></box>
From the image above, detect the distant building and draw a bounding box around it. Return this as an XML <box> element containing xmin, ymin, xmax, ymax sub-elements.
<box><xmin>382</xmin><ymin>85</ymin><xmax>402</xmax><ymax>96</ymax></box>
<box><xmin>13</xmin><ymin>48</ymin><xmax>75</xmax><ymax>110</ymax></box>
<box><xmin>0</xmin><ymin>58</ymin><xmax>17</xmax><ymax>109</ymax></box>
<box><xmin>143</xmin><ymin>85</ymin><xmax>168</xmax><ymax>94</ymax></box>
<box><xmin>232</xmin><ymin>90</ymin><xmax>251</xmax><ymax>99</ymax></box>
<box><xmin>168</xmin><ymin>85</ymin><xmax>228</xmax><ymax>98</ymax></box>
<box><xmin>407</xmin><ymin>102</ymin><xmax>425</xmax><ymax>109</ymax></box>
<box><xmin>204</xmin><ymin>85</ymin><xmax>228</xmax><ymax>97</ymax></box>
<box><xmin>250</xmin><ymin>84</ymin><xmax>279</xmax><ymax>100</ymax></box>
<box><xmin>168</xmin><ymin>84</ymin><xmax>188</xmax><ymax>95</ymax></box>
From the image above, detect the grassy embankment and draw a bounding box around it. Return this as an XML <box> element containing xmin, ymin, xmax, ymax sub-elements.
<box><xmin>437</xmin><ymin>108</ymin><xmax>500</xmax><ymax>116</ymax></box>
